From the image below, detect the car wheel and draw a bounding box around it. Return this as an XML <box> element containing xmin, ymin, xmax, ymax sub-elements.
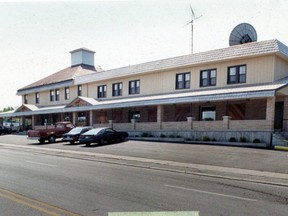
<box><xmin>48</xmin><ymin>136</ymin><xmax>56</xmax><ymax>143</ymax></box>
<box><xmin>38</xmin><ymin>138</ymin><xmax>45</xmax><ymax>144</ymax></box>
<box><xmin>69</xmin><ymin>141</ymin><xmax>75</xmax><ymax>145</ymax></box>
<box><xmin>99</xmin><ymin>139</ymin><xmax>105</xmax><ymax>145</ymax></box>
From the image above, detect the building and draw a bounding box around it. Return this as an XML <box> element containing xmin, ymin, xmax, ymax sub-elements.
<box><xmin>2</xmin><ymin>38</ymin><xmax>288</xmax><ymax>145</ymax></box>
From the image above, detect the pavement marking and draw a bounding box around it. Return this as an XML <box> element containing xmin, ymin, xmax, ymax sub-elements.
<box><xmin>0</xmin><ymin>187</ymin><xmax>80</xmax><ymax>216</ymax></box>
<box><xmin>26</xmin><ymin>160</ymin><xmax>57</xmax><ymax>167</ymax></box>
<box><xmin>109</xmin><ymin>211</ymin><xmax>199</xmax><ymax>216</ymax></box>
<box><xmin>165</xmin><ymin>184</ymin><xmax>258</xmax><ymax>202</ymax></box>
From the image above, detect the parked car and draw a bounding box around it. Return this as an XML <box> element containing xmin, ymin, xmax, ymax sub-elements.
<box><xmin>79</xmin><ymin>127</ymin><xmax>128</xmax><ymax>146</ymax></box>
<box><xmin>62</xmin><ymin>126</ymin><xmax>92</xmax><ymax>144</ymax></box>
<box><xmin>27</xmin><ymin>122</ymin><xmax>75</xmax><ymax>144</ymax></box>
<box><xmin>0</xmin><ymin>125</ymin><xmax>11</xmax><ymax>135</ymax></box>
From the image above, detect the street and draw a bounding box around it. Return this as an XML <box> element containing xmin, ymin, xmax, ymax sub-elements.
<box><xmin>0</xmin><ymin>135</ymin><xmax>288</xmax><ymax>215</ymax></box>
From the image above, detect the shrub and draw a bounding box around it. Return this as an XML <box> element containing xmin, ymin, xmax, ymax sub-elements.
<box><xmin>240</xmin><ymin>137</ymin><xmax>247</xmax><ymax>143</ymax></box>
<box><xmin>229</xmin><ymin>137</ymin><xmax>237</xmax><ymax>142</ymax></box>
<box><xmin>212</xmin><ymin>138</ymin><xmax>217</xmax><ymax>141</ymax></box>
<box><xmin>160</xmin><ymin>134</ymin><xmax>166</xmax><ymax>138</ymax></box>
<box><xmin>148</xmin><ymin>134</ymin><xmax>154</xmax><ymax>137</ymax></box>
<box><xmin>169</xmin><ymin>134</ymin><xmax>175</xmax><ymax>138</ymax></box>
<box><xmin>253</xmin><ymin>138</ymin><xmax>261</xmax><ymax>143</ymax></box>
<box><xmin>141</xmin><ymin>132</ymin><xmax>149</xmax><ymax>137</ymax></box>
<box><xmin>203</xmin><ymin>136</ymin><xmax>210</xmax><ymax>141</ymax></box>
<box><xmin>186</xmin><ymin>138</ymin><xmax>192</xmax><ymax>141</ymax></box>
<box><xmin>176</xmin><ymin>135</ymin><xmax>182</xmax><ymax>138</ymax></box>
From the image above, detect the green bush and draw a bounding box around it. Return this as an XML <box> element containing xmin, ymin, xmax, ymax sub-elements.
<box><xmin>141</xmin><ymin>132</ymin><xmax>149</xmax><ymax>137</ymax></box>
<box><xmin>169</xmin><ymin>134</ymin><xmax>175</xmax><ymax>138</ymax></box>
<box><xmin>229</xmin><ymin>137</ymin><xmax>237</xmax><ymax>142</ymax></box>
<box><xmin>160</xmin><ymin>134</ymin><xmax>166</xmax><ymax>138</ymax></box>
<box><xmin>253</xmin><ymin>138</ymin><xmax>261</xmax><ymax>143</ymax></box>
<box><xmin>203</xmin><ymin>136</ymin><xmax>210</xmax><ymax>141</ymax></box>
<box><xmin>240</xmin><ymin>137</ymin><xmax>247</xmax><ymax>143</ymax></box>
<box><xmin>176</xmin><ymin>135</ymin><xmax>182</xmax><ymax>138</ymax></box>
<box><xmin>212</xmin><ymin>138</ymin><xmax>217</xmax><ymax>141</ymax></box>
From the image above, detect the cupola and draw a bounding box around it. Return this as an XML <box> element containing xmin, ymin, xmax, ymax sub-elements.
<box><xmin>70</xmin><ymin>48</ymin><xmax>95</xmax><ymax>67</ymax></box>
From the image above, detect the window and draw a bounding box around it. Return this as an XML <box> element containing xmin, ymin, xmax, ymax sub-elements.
<box><xmin>200</xmin><ymin>107</ymin><xmax>216</xmax><ymax>121</ymax></box>
<box><xmin>228</xmin><ymin>65</ymin><xmax>246</xmax><ymax>84</ymax></box>
<box><xmin>55</xmin><ymin>89</ymin><xmax>60</xmax><ymax>101</ymax></box>
<box><xmin>65</xmin><ymin>87</ymin><xmax>70</xmax><ymax>100</ymax></box>
<box><xmin>129</xmin><ymin>80</ymin><xmax>140</xmax><ymax>95</ymax></box>
<box><xmin>24</xmin><ymin>95</ymin><xmax>28</xmax><ymax>104</ymax></box>
<box><xmin>130</xmin><ymin>110</ymin><xmax>140</xmax><ymax>122</ymax></box>
<box><xmin>35</xmin><ymin>92</ymin><xmax>40</xmax><ymax>104</ymax></box>
<box><xmin>50</xmin><ymin>90</ymin><xmax>54</xmax><ymax>102</ymax></box>
<box><xmin>112</xmin><ymin>82</ymin><xmax>122</xmax><ymax>97</ymax></box>
<box><xmin>200</xmin><ymin>69</ymin><xmax>216</xmax><ymax>87</ymax></box>
<box><xmin>97</xmin><ymin>85</ymin><xmax>107</xmax><ymax>98</ymax></box>
<box><xmin>176</xmin><ymin>72</ymin><xmax>190</xmax><ymax>89</ymax></box>
<box><xmin>78</xmin><ymin>85</ymin><xmax>82</xmax><ymax>96</ymax></box>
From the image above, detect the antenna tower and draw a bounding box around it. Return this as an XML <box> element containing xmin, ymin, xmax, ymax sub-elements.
<box><xmin>185</xmin><ymin>6</ymin><xmax>202</xmax><ymax>54</ymax></box>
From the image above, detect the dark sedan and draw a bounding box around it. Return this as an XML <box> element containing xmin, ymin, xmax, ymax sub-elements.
<box><xmin>79</xmin><ymin>127</ymin><xmax>128</xmax><ymax>146</ymax></box>
<box><xmin>62</xmin><ymin>127</ymin><xmax>92</xmax><ymax>144</ymax></box>
<box><xmin>0</xmin><ymin>125</ymin><xmax>10</xmax><ymax>135</ymax></box>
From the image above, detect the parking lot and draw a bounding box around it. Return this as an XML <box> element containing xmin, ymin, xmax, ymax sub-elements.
<box><xmin>0</xmin><ymin>134</ymin><xmax>288</xmax><ymax>175</ymax></box>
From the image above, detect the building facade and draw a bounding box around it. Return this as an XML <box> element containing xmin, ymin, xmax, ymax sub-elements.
<box><xmin>2</xmin><ymin>39</ymin><xmax>288</xmax><ymax>144</ymax></box>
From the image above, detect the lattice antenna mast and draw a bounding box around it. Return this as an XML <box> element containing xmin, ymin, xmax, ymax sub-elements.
<box><xmin>185</xmin><ymin>6</ymin><xmax>202</xmax><ymax>54</ymax></box>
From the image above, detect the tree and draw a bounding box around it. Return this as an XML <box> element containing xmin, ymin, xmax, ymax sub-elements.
<box><xmin>0</xmin><ymin>106</ymin><xmax>14</xmax><ymax>113</ymax></box>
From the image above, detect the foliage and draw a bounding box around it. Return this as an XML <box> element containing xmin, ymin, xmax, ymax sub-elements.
<box><xmin>240</xmin><ymin>137</ymin><xmax>247</xmax><ymax>143</ymax></box>
<box><xmin>0</xmin><ymin>106</ymin><xmax>14</xmax><ymax>113</ymax></box>
<box><xmin>160</xmin><ymin>134</ymin><xmax>166</xmax><ymax>138</ymax></box>
<box><xmin>203</xmin><ymin>136</ymin><xmax>211</xmax><ymax>141</ymax></box>
<box><xmin>229</xmin><ymin>137</ymin><xmax>237</xmax><ymax>142</ymax></box>
<box><xmin>253</xmin><ymin>138</ymin><xmax>261</xmax><ymax>143</ymax></box>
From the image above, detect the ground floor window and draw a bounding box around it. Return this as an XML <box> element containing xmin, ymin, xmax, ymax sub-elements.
<box><xmin>130</xmin><ymin>110</ymin><xmax>140</xmax><ymax>122</ymax></box>
<box><xmin>200</xmin><ymin>107</ymin><xmax>216</xmax><ymax>121</ymax></box>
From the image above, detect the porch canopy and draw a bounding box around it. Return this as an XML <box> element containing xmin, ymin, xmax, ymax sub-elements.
<box><xmin>2</xmin><ymin>78</ymin><xmax>288</xmax><ymax>118</ymax></box>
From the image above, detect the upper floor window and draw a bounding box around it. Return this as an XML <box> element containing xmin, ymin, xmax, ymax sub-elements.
<box><xmin>97</xmin><ymin>85</ymin><xmax>107</xmax><ymax>98</ymax></box>
<box><xmin>176</xmin><ymin>72</ymin><xmax>190</xmax><ymax>89</ymax></box>
<box><xmin>35</xmin><ymin>92</ymin><xmax>40</xmax><ymax>104</ymax></box>
<box><xmin>129</xmin><ymin>80</ymin><xmax>140</xmax><ymax>95</ymax></box>
<box><xmin>55</xmin><ymin>89</ymin><xmax>60</xmax><ymax>101</ymax></box>
<box><xmin>65</xmin><ymin>87</ymin><xmax>70</xmax><ymax>100</ymax></box>
<box><xmin>78</xmin><ymin>85</ymin><xmax>82</xmax><ymax>96</ymax></box>
<box><xmin>227</xmin><ymin>65</ymin><xmax>246</xmax><ymax>84</ymax></box>
<box><xmin>113</xmin><ymin>82</ymin><xmax>122</xmax><ymax>97</ymax></box>
<box><xmin>200</xmin><ymin>69</ymin><xmax>216</xmax><ymax>87</ymax></box>
<box><xmin>24</xmin><ymin>94</ymin><xmax>28</xmax><ymax>104</ymax></box>
<box><xmin>50</xmin><ymin>90</ymin><xmax>54</xmax><ymax>102</ymax></box>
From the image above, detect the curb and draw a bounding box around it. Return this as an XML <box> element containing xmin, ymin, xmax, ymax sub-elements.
<box><xmin>274</xmin><ymin>146</ymin><xmax>288</xmax><ymax>151</ymax></box>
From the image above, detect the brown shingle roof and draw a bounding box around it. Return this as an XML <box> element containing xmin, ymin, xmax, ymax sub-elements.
<box><xmin>18</xmin><ymin>64</ymin><xmax>97</xmax><ymax>91</ymax></box>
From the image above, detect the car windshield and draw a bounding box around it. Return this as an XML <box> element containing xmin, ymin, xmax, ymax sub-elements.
<box><xmin>83</xmin><ymin>128</ymin><xmax>105</xmax><ymax>135</ymax></box>
<box><xmin>68</xmin><ymin>127</ymin><xmax>83</xmax><ymax>134</ymax></box>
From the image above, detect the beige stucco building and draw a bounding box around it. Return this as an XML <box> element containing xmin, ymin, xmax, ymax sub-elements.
<box><xmin>2</xmin><ymin>39</ymin><xmax>288</xmax><ymax>145</ymax></box>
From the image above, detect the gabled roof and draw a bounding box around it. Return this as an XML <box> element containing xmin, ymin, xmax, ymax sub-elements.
<box><xmin>17</xmin><ymin>64</ymin><xmax>97</xmax><ymax>93</ymax></box>
<box><xmin>75</xmin><ymin>39</ymin><xmax>288</xmax><ymax>85</ymax></box>
<box><xmin>66</xmin><ymin>96</ymin><xmax>98</xmax><ymax>107</ymax></box>
<box><xmin>14</xmin><ymin>104</ymin><xmax>39</xmax><ymax>112</ymax></box>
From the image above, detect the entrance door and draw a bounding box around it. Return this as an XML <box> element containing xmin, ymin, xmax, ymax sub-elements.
<box><xmin>274</xmin><ymin>102</ymin><xmax>284</xmax><ymax>131</ymax></box>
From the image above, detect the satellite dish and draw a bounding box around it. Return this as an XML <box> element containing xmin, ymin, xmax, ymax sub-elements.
<box><xmin>229</xmin><ymin>23</ymin><xmax>257</xmax><ymax>46</ymax></box>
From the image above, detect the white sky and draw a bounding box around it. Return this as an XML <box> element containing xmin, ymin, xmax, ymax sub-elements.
<box><xmin>0</xmin><ymin>0</ymin><xmax>287</xmax><ymax>110</ymax></box>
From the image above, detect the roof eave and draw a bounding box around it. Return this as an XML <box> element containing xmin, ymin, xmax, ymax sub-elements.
<box><xmin>17</xmin><ymin>79</ymin><xmax>74</xmax><ymax>95</ymax></box>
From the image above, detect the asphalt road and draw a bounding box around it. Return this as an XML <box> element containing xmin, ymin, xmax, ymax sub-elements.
<box><xmin>0</xmin><ymin>135</ymin><xmax>288</xmax><ymax>215</ymax></box>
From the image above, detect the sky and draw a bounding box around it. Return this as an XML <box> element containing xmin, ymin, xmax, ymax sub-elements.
<box><xmin>0</xmin><ymin>0</ymin><xmax>288</xmax><ymax>110</ymax></box>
